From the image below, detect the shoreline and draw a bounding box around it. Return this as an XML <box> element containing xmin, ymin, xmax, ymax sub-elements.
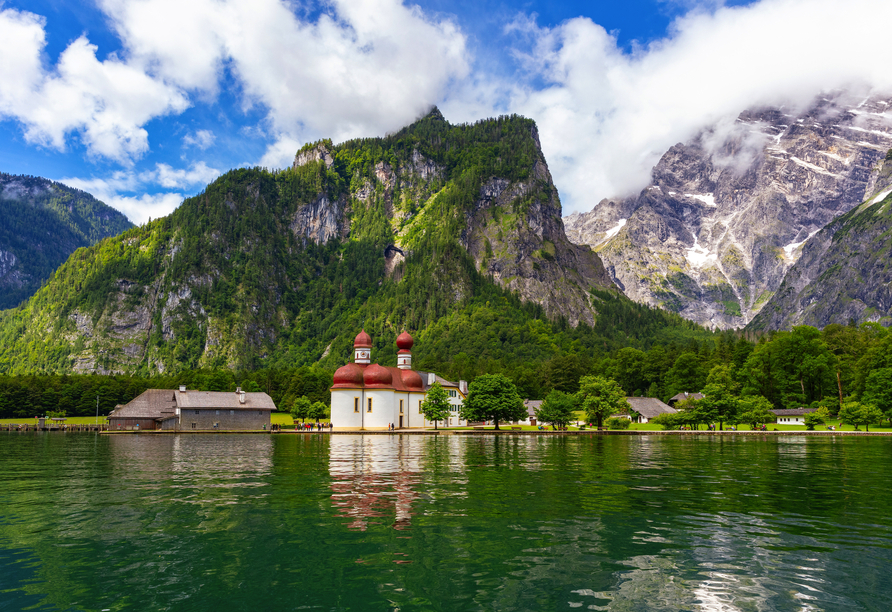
<box><xmin>45</xmin><ymin>428</ymin><xmax>892</xmax><ymax>436</ymax></box>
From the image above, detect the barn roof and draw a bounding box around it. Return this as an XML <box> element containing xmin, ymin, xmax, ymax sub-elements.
<box><xmin>627</xmin><ymin>397</ymin><xmax>677</xmax><ymax>419</ymax></box>
<box><xmin>175</xmin><ymin>390</ymin><xmax>277</xmax><ymax>410</ymax></box>
<box><xmin>669</xmin><ymin>392</ymin><xmax>704</xmax><ymax>403</ymax></box>
<box><xmin>523</xmin><ymin>400</ymin><xmax>542</xmax><ymax>418</ymax></box>
<box><xmin>771</xmin><ymin>408</ymin><xmax>817</xmax><ymax>416</ymax></box>
<box><xmin>109</xmin><ymin>389</ymin><xmax>177</xmax><ymax>420</ymax></box>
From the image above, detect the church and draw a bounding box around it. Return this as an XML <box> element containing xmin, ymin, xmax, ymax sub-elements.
<box><xmin>330</xmin><ymin>330</ymin><xmax>468</xmax><ymax>430</ymax></box>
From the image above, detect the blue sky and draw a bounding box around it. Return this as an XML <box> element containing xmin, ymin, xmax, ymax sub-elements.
<box><xmin>1</xmin><ymin>0</ymin><xmax>890</xmax><ymax>223</ymax></box>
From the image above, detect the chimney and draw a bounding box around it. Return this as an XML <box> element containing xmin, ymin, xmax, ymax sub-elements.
<box><xmin>428</xmin><ymin>372</ymin><xmax>436</xmax><ymax>386</ymax></box>
<box><xmin>236</xmin><ymin>387</ymin><xmax>241</xmax><ymax>393</ymax></box>
<box><xmin>239</xmin><ymin>392</ymin><xmax>246</xmax><ymax>404</ymax></box>
<box><xmin>179</xmin><ymin>385</ymin><xmax>186</xmax><ymax>393</ymax></box>
<box><xmin>459</xmin><ymin>380</ymin><xmax>468</xmax><ymax>395</ymax></box>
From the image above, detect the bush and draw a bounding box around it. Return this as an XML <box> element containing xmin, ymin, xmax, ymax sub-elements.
<box><xmin>605</xmin><ymin>416</ymin><xmax>631</xmax><ymax>430</ymax></box>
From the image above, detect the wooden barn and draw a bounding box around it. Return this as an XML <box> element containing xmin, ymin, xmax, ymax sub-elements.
<box><xmin>108</xmin><ymin>387</ymin><xmax>276</xmax><ymax>431</ymax></box>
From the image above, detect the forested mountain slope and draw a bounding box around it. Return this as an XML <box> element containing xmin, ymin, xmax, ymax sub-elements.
<box><xmin>749</xmin><ymin>149</ymin><xmax>892</xmax><ymax>330</ymax></box>
<box><xmin>564</xmin><ymin>92</ymin><xmax>892</xmax><ymax>329</ymax></box>
<box><xmin>0</xmin><ymin>110</ymin><xmax>712</xmax><ymax>377</ymax></box>
<box><xmin>0</xmin><ymin>174</ymin><xmax>133</xmax><ymax>309</ymax></box>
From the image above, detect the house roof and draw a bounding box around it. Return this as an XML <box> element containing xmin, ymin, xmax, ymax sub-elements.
<box><xmin>627</xmin><ymin>397</ymin><xmax>677</xmax><ymax>419</ymax></box>
<box><xmin>669</xmin><ymin>392</ymin><xmax>704</xmax><ymax>403</ymax></box>
<box><xmin>771</xmin><ymin>408</ymin><xmax>817</xmax><ymax>416</ymax></box>
<box><xmin>523</xmin><ymin>400</ymin><xmax>542</xmax><ymax>417</ymax></box>
<box><xmin>175</xmin><ymin>390</ymin><xmax>277</xmax><ymax>410</ymax></box>
<box><xmin>109</xmin><ymin>389</ymin><xmax>177</xmax><ymax>420</ymax></box>
<box><xmin>416</xmin><ymin>371</ymin><xmax>461</xmax><ymax>391</ymax></box>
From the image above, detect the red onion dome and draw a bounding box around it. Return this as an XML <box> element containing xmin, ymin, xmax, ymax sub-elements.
<box><xmin>332</xmin><ymin>363</ymin><xmax>364</xmax><ymax>388</ymax></box>
<box><xmin>363</xmin><ymin>363</ymin><xmax>393</xmax><ymax>387</ymax></box>
<box><xmin>354</xmin><ymin>329</ymin><xmax>372</xmax><ymax>348</ymax></box>
<box><xmin>396</xmin><ymin>332</ymin><xmax>414</xmax><ymax>351</ymax></box>
<box><xmin>401</xmin><ymin>369</ymin><xmax>424</xmax><ymax>391</ymax></box>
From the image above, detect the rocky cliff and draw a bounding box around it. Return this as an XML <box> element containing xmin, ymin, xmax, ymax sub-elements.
<box><xmin>748</xmin><ymin>148</ymin><xmax>892</xmax><ymax>330</ymax></box>
<box><xmin>564</xmin><ymin>93</ymin><xmax>892</xmax><ymax>329</ymax></box>
<box><xmin>0</xmin><ymin>174</ymin><xmax>133</xmax><ymax>309</ymax></box>
<box><xmin>0</xmin><ymin>110</ymin><xmax>617</xmax><ymax>375</ymax></box>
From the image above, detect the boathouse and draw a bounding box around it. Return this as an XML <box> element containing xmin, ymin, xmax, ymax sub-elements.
<box><xmin>108</xmin><ymin>387</ymin><xmax>276</xmax><ymax>431</ymax></box>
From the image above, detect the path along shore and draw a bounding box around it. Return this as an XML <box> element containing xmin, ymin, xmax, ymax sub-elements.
<box><xmin>76</xmin><ymin>428</ymin><xmax>892</xmax><ymax>436</ymax></box>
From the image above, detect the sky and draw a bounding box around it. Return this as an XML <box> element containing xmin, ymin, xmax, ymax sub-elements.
<box><xmin>2</xmin><ymin>0</ymin><xmax>892</xmax><ymax>224</ymax></box>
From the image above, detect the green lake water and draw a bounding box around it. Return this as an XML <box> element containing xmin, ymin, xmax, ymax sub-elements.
<box><xmin>1</xmin><ymin>433</ymin><xmax>891</xmax><ymax>611</ymax></box>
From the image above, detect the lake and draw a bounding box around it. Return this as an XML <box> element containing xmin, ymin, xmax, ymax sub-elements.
<box><xmin>1</xmin><ymin>433</ymin><xmax>890</xmax><ymax>611</ymax></box>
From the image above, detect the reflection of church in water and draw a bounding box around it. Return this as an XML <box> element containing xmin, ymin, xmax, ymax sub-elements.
<box><xmin>330</xmin><ymin>331</ymin><xmax>467</xmax><ymax>430</ymax></box>
<box><xmin>329</xmin><ymin>436</ymin><xmax>425</xmax><ymax>531</ymax></box>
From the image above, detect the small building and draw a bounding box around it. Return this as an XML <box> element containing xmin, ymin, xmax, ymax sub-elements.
<box><xmin>518</xmin><ymin>400</ymin><xmax>541</xmax><ymax>426</ymax></box>
<box><xmin>668</xmin><ymin>392</ymin><xmax>704</xmax><ymax>407</ymax></box>
<box><xmin>771</xmin><ymin>408</ymin><xmax>817</xmax><ymax>425</ymax></box>
<box><xmin>330</xmin><ymin>330</ymin><xmax>467</xmax><ymax>430</ymax></box>
<box><xmin>108</xmin><ymin>387</ymin><xmax>276</xmax><ymax>431</ymax></box>
<box><xmin>626</xmin><ymin>397</ymin><xmax>677</xmax><ymax>423</ymax></box>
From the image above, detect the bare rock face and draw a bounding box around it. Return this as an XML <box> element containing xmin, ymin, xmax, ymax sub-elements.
<box><xmin>293</xmin><ymin>143</ymin><xmax>334</xmax><ymax>169</ymax></box>
<box><xmin>459</xmin><ymin>147</ymin><xmax>613</xmax><ymax>326</ymax></box>
<box><xmin>564</xmin><ymin>92</ymin><xmax>892</xmax><ymax>329</ymax></box>
<box><xmin>291</xmin><ymin>194</ymin><xmax>350</xmax><ymax>245</ymax></box>
<box><xmin>749</xmin><ymin>150</ymin><xmax>892</xmax><ymax>330</ymax></box>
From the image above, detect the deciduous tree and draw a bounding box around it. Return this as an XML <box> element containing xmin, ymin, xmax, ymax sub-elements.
<box><xmin>460</xmin><ymin>374</ymin><xmax>525</xmax><ymax>430</ymax></box>
<box><xmin>421</xmin><ymin>382</ymin><xmax>451</xmax><ymax>429</ymax></box>
<box><xmin>536</xmin><ymin>390</ymin><xmax>576</xmax><ymax>427</ymax></box>
<box><xmin>577</xmin><ymin>376</ymin><xmax>629</xmax><ymax>429</ymax></box>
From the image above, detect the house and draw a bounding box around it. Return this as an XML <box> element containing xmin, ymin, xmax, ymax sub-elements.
<box><xmin>108</xmin><ymin>387</ymin><xmax>276</xmax><ymax>431</ymax></box>
<box><xmin>518</xmin><ymin>400</ymin><xmax>541</xmax><ymax>426</ymax></box>
<box><xmin>668</xmin><ymin>392</ymin><xmax>704</xmax><ymax>407</ymax></box>
<box><xmin>330</xmin><ymin>331</ymin><xmax>467</xmax><ymax>430</ymax></box>
<box><xmin>771</xmin><ymin>408</ymin><xmax>818</xmax><ymax>425</ymax></box>
<box><xmin>626</xmin><ymin>397</ymin><xmax>677</xmax><ymax>423</ymax></box>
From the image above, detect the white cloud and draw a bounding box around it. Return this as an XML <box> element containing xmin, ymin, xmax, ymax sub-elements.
<box><xmin>258</xmin><ymin>136</ymin><xmax>301</xmax><ymax>170</ymax></box>
<box><xmin>62</xmin><ymin>161</ymin><xmax>219</xmax><ymax>223</ymax></box>
<box><xmin>183</xmin><ymin>129</ymin><xmax>215</xmax><ymax>150</ymax></box>
<box><xmin>152</xmin><ymin>161</ymin><xmax>219</xmax><ymax>189</ymax></box>
<box><xmin>500</xmin><ymin>0</ymin><xmax>892</xmax><ymax>212</ymax></box>
<box><xmin>0</xmin><ymin>8</ymin><xmax>189</xmax><ymax>163</ymax></box>
<box><xmin>98</xmin><ymin>0</ymin><xmax>470</xmax><ymax>145</ymax></box>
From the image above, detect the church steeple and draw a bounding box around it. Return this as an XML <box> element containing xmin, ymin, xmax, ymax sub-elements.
<box><xmin>396</xmin><ymin>332</ymin><xmax>414</xmax><ymax>370</ymax></box>
<box><xmin>354</xmin><ymin>330</ymin><xmax>372</xmax><ymax>365</ymax></box>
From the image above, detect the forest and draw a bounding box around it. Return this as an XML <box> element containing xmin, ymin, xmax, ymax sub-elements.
<box><xmin>2</xmin><ymin>320</ymin><xmax>889</xmax><ymax>419</ymax></box>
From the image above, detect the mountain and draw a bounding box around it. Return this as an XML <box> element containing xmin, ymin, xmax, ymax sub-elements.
<box><xmin>564</xmin><ymin>92</ymin><xmax>892</xmax><ymax>329</ymax></box>
<box><xmin>0</xmin><ymin>174</ymin><xmax>134</xmax><ymax>309</ymax></box>
<box><xmin>748</xmin><ymin>148</ymin><xmax>892</xmax><ymax>330</ymax></box>
<box><xmin>2</xmin><ymin>110</ymin><xmax>704</xmax><ymax>377</ymax></box>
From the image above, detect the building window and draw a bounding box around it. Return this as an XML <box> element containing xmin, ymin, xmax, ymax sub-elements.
<box><xmin>230</xmin><ymin>410</ymin><xmax>234</xmax><ymax>415</ymax></box>
<box><xmin>354</xmin><ymin>398</ymin><xmax>359</xmax><ymax>413</ymax></box>
<box><xmin>399</xmin><ymin>399</ymin><xmax>404</xmax><ymax>414</ymax></box>
<box><xmin>367</xmin><ymin>398</ymin><xmax>373</xmax><ymax>413</ymax></box>
<box><xmin>448</xmin><ymin>390</ymin><xmax>457</xmax><ymax>398</ymax></box>
<box><xmin>216</xmin><ymin>410</ymin><xmax>220</xmax><ymax>415</ymax></box>
<box><xmin>419</xmin><ymin>400</ymin><xmax>423</xmax><ymax>413</ymax></box>
<box><xmin>191</xmin><ymin>423</ymin><xmax>196</xmax><ymax>429</ymax></box>
<box><xmin>195</xmin><ymin>410</ymin><xmax>199</xmax><ymax>415</ymax></box>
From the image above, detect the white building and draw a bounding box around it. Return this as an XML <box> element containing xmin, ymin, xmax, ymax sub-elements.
<box><xmin>330</xmin><ymin>331</ymin><xmax>468</xmax><ymax>430</ymax></box>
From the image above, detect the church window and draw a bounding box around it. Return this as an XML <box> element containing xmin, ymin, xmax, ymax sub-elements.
<box><xmin>399</xmin><ymin>399</ymin><xmax>404</xmax><ymax>414</ymax></box>
<box><xmin>367</xmin><ymin>398</ymin><xmax>373</xmax><ymax>413</ymax></box>
<box><xmin>354</xmin><ymin>398</ymin><xmax>359</xmax><ymax>413</ymax></box>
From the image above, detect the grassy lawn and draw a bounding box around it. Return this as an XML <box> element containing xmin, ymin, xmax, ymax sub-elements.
<box><xmin>0</xmin><ymin>416</ymin><xmax>109</xmax><ymax>425</ymax></box>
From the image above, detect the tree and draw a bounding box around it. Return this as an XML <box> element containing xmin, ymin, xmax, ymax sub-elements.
<box><xmin>460</xmin><ymin>374</ymin><xmax>525</xmax><ymax>430</ymax></box>
<box><xmin>650</xmin><ymin>412</ymin><xmax>682</xmax><ymax>430</ymax></box>
<box><xmin>421</xmin><ymin>382</ymin><xmax>451</xmax><ymax>429</ymax></box>
<box><xmin>698</xmin><ymin>365</ymin><xmax>740</xmax><ymax>430</ymax></box>
<box><xmin>863</xmin><ymin>367</ymin><xmax>892</xmax><ymax>426</ymax></box>
<box><xmin>737</xmin><ymin>396</ymin><xmax>776</xmax><ymax>430</ymax></box>
<box><xmin>291</xmin><ymin>396</ymin><xmax>311</xmax><ymax>423</ymax></box>
<box><xmin>665</xmin><ymin>352</ymin><xmax>706</xmax><ymax>399</ymax></box>
<box><xmin>838</xmin><ymin>401</ymin><xmax>883</xmax><ymax>432</ymax></box>
<box><xmin>803</xmin><ymin>407</ymin><xmax>830</xmax><ymax>431</ymax></box>
<box><xmin>309</xmin><ymin>401</ymin><xmax>329</xmax><ymax>423</ymax></box>
<box><xmin>577</xmin><ymin>376</ymin><xmax>629</xmax><ymax>429</ymax></box>
<box><xmin>536</xmin><ymin>390</ymin><xmax>576</xmax><ymax>427</ymax></box>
